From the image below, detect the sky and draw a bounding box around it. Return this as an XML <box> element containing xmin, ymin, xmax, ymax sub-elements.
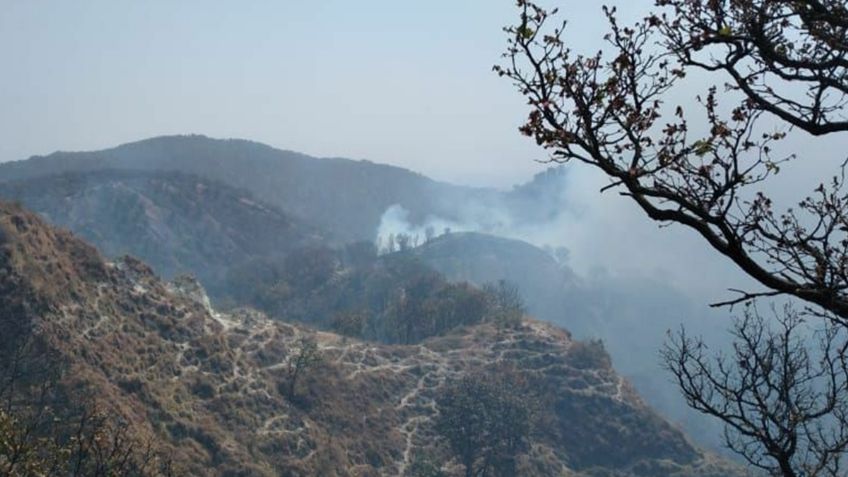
<box><xmin>0</xmin><ymin>0</ymin><xmax>715</xmax><ymax>291</ymax></box>
<box><xmin>0</xmin><ymin>0</ymin><xmax>657</xmax><ymax>187</ymax></box>
<box><xmin>3</xmin><ymin>0</ymin><xmax>845</xmax><ymax>301</ymax></box>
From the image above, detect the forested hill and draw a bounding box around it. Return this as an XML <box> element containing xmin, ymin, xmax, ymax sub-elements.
<box><xmin>0</xmin><ymin>135</ymin><xmax>494</xmax><ymax>241</ymax></box>
<box><xmin>411</xmin><ymin>232</ymin><xmax>728</xmax><ymax>448</ymax></box>
<box><xmin>0</xmin><ymin>135</ymin><xmax>570</xmax><ymax>242</ymax></box>
<box><xmin>0</xmin><ymin>170</ymin><xmax>327</xmax><ymax>298</ymax></box>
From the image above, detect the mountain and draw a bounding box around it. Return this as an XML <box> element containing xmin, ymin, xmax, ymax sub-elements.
<box><xmin>0</xmin><ymin>169</ymin><xmax>327</xmax><ymax>298</ymax></box>
<box><xmin>0</xmin><ymin>201</ymin><xmax>739</xmax><ymax>476</ymax></box>
<box><xmin>0</xmin><ymin>135</ymin><xmax>574</xmax><ymax>243</ymax></box>
<box><xmin>0</xmin><ymin>135</ymin><xmax>501</xmax><ymax>242</ymax></box>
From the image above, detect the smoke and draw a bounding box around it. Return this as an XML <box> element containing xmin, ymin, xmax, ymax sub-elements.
<box><xmin>376</xmin><ymin>205</ymin><xmax>470</xmax><ymax>253</ymax></box>
<box><xmin>374</xmin><ymin>164</ymin><xmax>744</xmax><ymax>452</ymax></box>
<box><xmin>376</xmin><ymin>163</ymin><xmax>750</xmax><ymax>301</ymax></box>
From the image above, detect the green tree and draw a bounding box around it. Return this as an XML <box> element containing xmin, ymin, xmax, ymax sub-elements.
<box><xmin>435</xmin><ymin>370</ymin><xmax>534</xmax><ymax>477</ymax></box>
<box><xmin>330</xmin><ymin>309</ymin><xmax>368</xmax><ymax>338</ymax></box>
<box><xmin>284</xmin><ymin>246</ymin><xmax>338</xmax><ymax>291</ymax></box>
<box><xmin>284</xmin><ymin>336</ymin><xmax>323</xmax><ymax>400</ymax></box>
<box><xmin>409</xmin><ymin>453</ymin><xmax>446</xmax><ymax>477</ymax></box>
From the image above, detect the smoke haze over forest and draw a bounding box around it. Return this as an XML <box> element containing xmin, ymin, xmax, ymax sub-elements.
<box><xmin>4</xmin><ymin>1</ymin><xmax>848</xmax><ymax>473</ymax></box>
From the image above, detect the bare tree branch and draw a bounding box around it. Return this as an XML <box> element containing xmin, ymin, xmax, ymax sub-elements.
<box><xmin>497</xmin><ymin>0</ymin><xmax>848</xmax><ymax>322</ymax></box>
<box><xmin>662</xmin><ymin>304</ymin><xmax>848</xmax><ymax>476</ymax></box>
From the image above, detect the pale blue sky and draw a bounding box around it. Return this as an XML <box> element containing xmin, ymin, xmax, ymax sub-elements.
<box><xmin>0</xmin><ymin>0</ymin><xmax>651</xmax><ymax>187</ymax></box>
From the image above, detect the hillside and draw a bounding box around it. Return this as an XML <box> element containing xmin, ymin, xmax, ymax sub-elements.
<box><xmin>0</xmin><ymin>170</ymin><xmax>327</xmax><ymax>298</ymax></box>
<box><xmin>0</xmin><ymin>154</ymin><xmax>730</xmax><ymax>453</ymax></box>
<box><xmin>0</xmin><ymin>135</ymin><xmax>573</xmax><ymax>243</ymax></box>
<box><xmin>0</xmin><ymin>135</ymin><xmax>498</xmax><ymax>242</ymax></box>
<box><xmin>412</xmin><ymin>232</ymin><xmax>709</xmax><ymax>353</ymax></box>
<box><xmin>0</xmin><ymin>201</ymin><xmax>739</xmax><ymax>476</ymax></box>
<box><xmin>412</xmin><ymin>232</ymin><xmax>577</xmax><ymax>319</ymax></box>
<box><xmin>412</xmin><ymin>232</ymin><xmax>728</xmax><ymax>449</ymax></box>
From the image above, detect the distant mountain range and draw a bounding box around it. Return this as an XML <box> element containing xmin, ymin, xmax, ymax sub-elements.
<box><xmin>0</xmin><ymin>135</ymin><xmax>569</xmax><ymax>242</ymax></box>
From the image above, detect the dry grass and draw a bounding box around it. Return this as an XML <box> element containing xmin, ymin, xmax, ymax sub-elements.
<box><xmin>0</xmin><ymin>202</ymin><xmax>741</xmax><ymax>477</ymax></box>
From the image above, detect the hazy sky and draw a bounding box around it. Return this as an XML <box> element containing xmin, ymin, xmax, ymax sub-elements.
<box><xmin>0</xmin><ymin>0</ymin><xmax>654</xmax><ymax>187</ymax></box>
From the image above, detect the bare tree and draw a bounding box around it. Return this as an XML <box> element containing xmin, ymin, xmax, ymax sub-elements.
<box><xmin>663</xmin><ymin>304</ymin><xmax>848</xmax><ymax>476</ymax></box>
<box><xmin>0</xmin><ymin>319</ymin><xmax>175</xmax><ymax>476</ymax></box>
<box><xmin>658</xmin><ymin>0</ymin><xmax>848</xmax><ymax>136</ymax></box>
<box><xmin>386</xmin><ymin>233</ymin><xmax>397</xmax><ymax>254</ymax></box>
<box><xmin>483</xmin><ymin>280</ymin><xmax>526</xmax><ymax>330</ymax></box>
<box><xmin>499</xmin><ymin>2</ymin><xmax>848</xmax><ymax>474</ymax></box>
<box><xmin>397</xmin><ymin>233</ymin><xmax>412</xmax><ymax>252</ymax></box>
<box><xmin>0</xmin><ymin>371</ymin><xmax>174</xmax><ymax>476</ymax></box>
<box><xmin>496</xmin><ymin>0</ymin><xmax>848</xmax><ymax>320</ymax></box>
<box><xmin>0</xmin><ymin>327</ymin><xmax>67</xmax><ymax>476</ymax></box>
<box><xmin>425</xmin><ymin>226</ymin><xmax>436</xmax><ymax>244</ymax></box>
